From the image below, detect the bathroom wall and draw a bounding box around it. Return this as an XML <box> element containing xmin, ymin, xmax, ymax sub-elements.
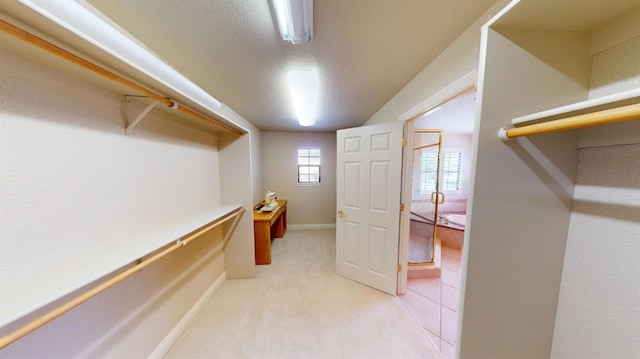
<box><xmin>0</xmin><ymin>43</ymin><xmax>253</xmax><ymax>356</ymax></box>
<box><xmin>261</xmin><ymin>131</ymin><xmax>337</xmax><ymax>226</ymax></box>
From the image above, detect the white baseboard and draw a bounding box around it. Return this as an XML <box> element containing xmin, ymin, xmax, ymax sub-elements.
<box><xmin>287</xmin><ymin>224</ymin><xmax>336</xmax><ymax>230</ymax></box>
<box><xmin>149</xmin><ymin>271</ymin><xmax>226</xmax><ymax>359</ymax></box>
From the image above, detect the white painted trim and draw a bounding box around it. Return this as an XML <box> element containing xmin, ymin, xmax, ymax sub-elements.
<box><xmin>148</xmin><ymin>271</ymin><xmax>226</xmax><ymax>359</ymax></box>
<box><xmin>287</xmin><ymin>224</ymin><xmax>336</xmax><ymax>230</ymax></box>
<box><xmin>397</xmin><ymin>121</ymin><xmax>415</xmax><ymax>295</ymax></box>
<box><xmin>399</xmin><ymin>69</ymin><xmax>477</xmax><ymax>122</ymax></box>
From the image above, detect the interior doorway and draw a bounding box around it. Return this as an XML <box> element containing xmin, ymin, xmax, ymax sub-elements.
<box><xmin>399</xmin><ymin>88</ymin><xmax>476</xmax><ymax>358</ymax></box>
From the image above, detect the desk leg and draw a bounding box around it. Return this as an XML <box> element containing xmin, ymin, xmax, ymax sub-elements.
<box><xmin>254</xmin><ymin>221</ymin><xmax>271</xmax><ymax>265</ymax></box>
<box><xmin>273</xmin><ymin>208</ymin><xmax>287</xmax><ymax>238</ymax></box>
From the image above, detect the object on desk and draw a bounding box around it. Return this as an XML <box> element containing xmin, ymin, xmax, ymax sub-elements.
<box><xmin>259</xmin><ymin>202</ymin><xmax>278</xmax><ymax>212</ymax></box>
<box><xmin>265</xmin><ymin>191</ymin><xmax>277</xmax><ymax>205</ymax></box>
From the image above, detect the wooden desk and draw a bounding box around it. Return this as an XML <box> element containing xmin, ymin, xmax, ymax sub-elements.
<box><xmin>253</xmin><ymin>199</ymin><xmax>287</xmax><ymax>265</ymax></box>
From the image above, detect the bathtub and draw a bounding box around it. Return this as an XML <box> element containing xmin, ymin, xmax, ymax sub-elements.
<box><xmin>440</xmin><ymin>214</ymin><xmax>466</xmax><ymax>229</ymax></box>
<box><xmin>411</xmin><ymin>211</ymin><xmax>466</xmax><ymax>230</ymax></box>
<box><xmin>410</xmin><ymin>212</ymin><xmax>465</xmax><ymax>249</ymax></box>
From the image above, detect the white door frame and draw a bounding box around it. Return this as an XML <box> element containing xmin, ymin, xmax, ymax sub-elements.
<box><xmin>396</xmin><ymin>70</ymin><xmax>477</xmax><ymax>294</ymax></box>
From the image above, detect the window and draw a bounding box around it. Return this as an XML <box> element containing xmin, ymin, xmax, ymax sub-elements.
<box><xmin>440</xmin><ymin>152</ymin><xmax>463</xmax><ymax>191</ymax></box>
<box><xmin>419</xmin><ymin>152</ymin><xmax>462</xmax><ymax>192</ymax></box>
<box><xmin>298</xmin><ymin>148</ymin><xmax>321</xmax><ymax>183</ymax></box>
<box><xmin>419</xmin><ymin>152</ymin><xmax>439</xmax><ymax>193</ymax></box>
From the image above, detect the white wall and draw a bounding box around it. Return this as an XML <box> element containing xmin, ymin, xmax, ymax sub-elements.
<box><xmin>459</xmin><ymin>26</ymin><xmax>587</xmax><ymax>358</ymax></box>
<box><xmin>578</xmin><ymin>35</ymin><xmax>640</xmax><ymax>149</ymax></box>
<box><xmin>366</xmin><ymin>0</ymin><xmax>508</xmax><ymax>224</ymax></box>
<box><xmin>550</xmin><ymin>35</ymin><xmax>640</xmax><ymax>359</ymax></box>
<box><xmin>250</xmin><ymin>132</ymin><xmax>264</xmax><ymax>206</ymax></box>
<box><xmin>219</xmin><ymin>132</ymin><xmax>257</xmax><ymax>279</ymax></box>
<box><xmin>0</xmin><ymin>45</ymin><xmax>247</xmax><ymax>356</ymax></box>
<box><xmin>202</xmin><ymin>97</ymin><xmax>264</xmax><ymax>207</ymax></box>
<box><xmin>0</xmin><ymin>46</ymin><xmax>221</xmax><ymax>284</ymax></box>
<box><xmin>365</xmin><ymin>0</ymin><xmax>511</xmax><ymax>126</ymax></box>
<box><xmin>551</xmin><ymin>144</ymin><xmax>640</xmax><ymax>359</ymax></box>
<box><xmin>261</xmin><ymin>131</ymin><xmax>337</xmax><ymax>226</ymax></box>
<box><xmin>456</xmin><ymin>4</ymin><xmax>640</xmax><ymax>357</ymax></box>
<box><xmin>207</xmin><ymin>84</ymin><xmax>263</xmax><ymax>279</ymax></box>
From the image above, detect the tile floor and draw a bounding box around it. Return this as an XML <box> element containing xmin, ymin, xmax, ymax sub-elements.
<box><xmin>401</xmin><ymin>245</ymin><xmax>462</xmax><ymax>359</ymax></box>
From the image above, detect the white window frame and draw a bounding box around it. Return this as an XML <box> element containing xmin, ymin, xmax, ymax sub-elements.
<box><xmin>297</xmin><ymin>148</ymin><xmax>321</xmax><ymax>185</ymax></box>
<box><xmin>419</xmin><ymin>151</ymin><xmax>463</xmax><ymax>193</ymax></box>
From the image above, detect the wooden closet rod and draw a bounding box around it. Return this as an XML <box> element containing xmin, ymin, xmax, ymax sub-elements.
<box><xmin>0</xmin><ymin>18</ymin><xmax>243</xmax><ymax>137</ymax></box>
<box><xmin>500</xmin><ymin>102</ymin><xmax>640</xmax><ymax>140</ymax></box>
<box><xmin>0</xmin><ymin>207</ymin><xmax>245</xmax><ymax>350</ymax></box>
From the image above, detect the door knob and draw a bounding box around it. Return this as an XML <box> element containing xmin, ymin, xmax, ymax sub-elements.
<box><xmin>337</xmin><ymin>210</ymin><xmax>345</xmax><ymax>217</ymax></box>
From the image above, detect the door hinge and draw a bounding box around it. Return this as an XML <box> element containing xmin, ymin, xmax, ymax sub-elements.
<box><xmin>400</xmin><ymin>203</ymin><xmax>404</xmax><ymax>212</ymax></box>
<box><xmin>397</xmin><ymin>264</ymin><xmax>402</xmax><ymax>273</ymax></box>
<box><xmin>402</xmin><ymin>137</ymin><xmax>407</xmax><ymax>147</ymax></box>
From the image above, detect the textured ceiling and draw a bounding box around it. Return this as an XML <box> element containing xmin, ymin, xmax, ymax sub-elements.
<box><xmin>82</xmin><ymin>1</ymin><xmax>498</xmax><ymax>131</ymax></box>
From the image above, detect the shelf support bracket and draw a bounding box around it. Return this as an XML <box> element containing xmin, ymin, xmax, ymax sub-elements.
<box><xmin>125</xmin><ymin>99</ymin><xmax>159</xmax><ymax>136</ymax></box>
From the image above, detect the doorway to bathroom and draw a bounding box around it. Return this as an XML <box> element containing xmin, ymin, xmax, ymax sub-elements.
<box><xmin>400</xmin><ymin>88</ymin><xmax>476</xmax><ymax>358</ymax></box>
<box><xmin>408</xmin><ymin>129</ymin><xmax>443</xmax><ymax>266</ymax></box>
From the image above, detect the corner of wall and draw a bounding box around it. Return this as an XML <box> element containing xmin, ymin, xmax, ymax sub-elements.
<box><xmin>364</xmin><ymin>0</ymin><xmax>511</xmax><ymax>126</ymax></box>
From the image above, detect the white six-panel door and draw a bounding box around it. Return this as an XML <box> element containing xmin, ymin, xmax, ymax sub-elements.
<box><xmin>336</xmin><ymin>122</ymin><xmax>403</xmax><ymax>295</ymax></box>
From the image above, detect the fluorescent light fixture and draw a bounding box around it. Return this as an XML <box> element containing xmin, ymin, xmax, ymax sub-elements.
<box><xmin>273</xmin><ymin>0</ymin><xmax>313</xmax><ymax>44</ymax></box>
<box><xmin>19</xmin><ymin>0</ymin><xmax>222</xmax><ymax>111</ymax></box>
<box><xmin>287</xmin><ymin>69</ymin><xmax>318</xmax><ymax>126</ymax></box>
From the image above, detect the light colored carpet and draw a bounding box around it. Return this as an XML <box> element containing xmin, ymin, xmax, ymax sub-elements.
<box><xmin>165</xmin><ymin>229</ymin><xmax>441</xmax><ymax>358</ymax></box>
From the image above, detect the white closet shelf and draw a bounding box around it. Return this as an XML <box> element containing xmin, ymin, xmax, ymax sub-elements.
<box><xmin>0</xmin><ymin>15</ymin><xmax>246</xmax><ymax>137</ymax></box>
<box><xmin>499</xmin><ymin>88</ymin><xmax>640</xmax><ymax>141</ymax></box>
<box><xmin>0</xmin><ymin>205</ymin><xmax>244</xmax><ymax>330</ymax></box>
<box><xmin>512</xmin><ymin>88</ymin><xmax>640</xmax><ymax>126</ymax></box>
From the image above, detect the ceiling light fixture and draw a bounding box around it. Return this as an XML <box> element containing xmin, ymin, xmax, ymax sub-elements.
<box><xmin>287</xmin><ymin>69</ymin><xmax>318</xmax><ymax>126</ymax></box>
<box><xmin>18</xmin><ymin>0</ymin><xmax>222</xmax><ymax>111</ymax></box>
<box><xmin>272</xmin><ymin>0</ymin><xmax>313</xmax><ymax>44</ymax></box>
